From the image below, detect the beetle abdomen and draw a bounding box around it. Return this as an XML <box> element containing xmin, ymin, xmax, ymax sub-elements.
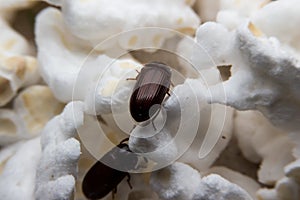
<box><xmin>130</xmin><ymin>62</ymin><xmax>171</xmax><ymax>122</ymax></box>
<box><xmin>82</xmin><ymin>161</ymin><xmax>127</xmax><ymax>199</ymax></box>
<box><xmin>82</xmin><ymin>140</ymin><xmax>137</xmax><ymax>199</ymax></box>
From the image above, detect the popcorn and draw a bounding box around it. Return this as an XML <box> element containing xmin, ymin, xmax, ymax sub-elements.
<box><xmin>150</xmin><ymin>162</ymin><xmax>201</xmax><ymax>200</ymax></box>
<box><xmin>14</xmin><ymin>85</ymin><xmax>65</xmax><ymax>136</ymax></box>
<box><xmin>0</xmin><ymin>9</ymin><xmax>39</xmax><ymax>107</ymax></box>
<box><xmin>193</xmin><ymin>21</ymin><xmax>300</xmax><ymax>132</ymax></box>
<box><xmin>36</xmin><ymin>7</ymin><xmax>142</xmax><ymax>111</ymax></box>
<box><xmin>193</xmin><ymin>174</ymin><xmax>253</xmax><ymax>200</ymax></box>
<box><xmin>0</xmin><ymin>0</ymin><xmax>36</xmax><ymax>24</ymax></box>
<box><xmin>251</xmin><ymin>0</ymin><xmax>300</xmax><ymax>52</ymax></box>
<box><xmin>194</xmin><ymin>0</ymin><xmax>221</xmax><ymax>22</ymax></box>
<box><xmin>0</xmin><ymin>109</ymin><xmax>24</xmax><ymax>145</ymax></box>
<box><xmin>0</xmin><ymin>18</ymin><xmax>31</xmax><ymax>54</ymax></box>
<box><xmin>128</xmin><ymin>78</ymin><xmax>233</xmax><ymax>172</ymax></box>
<box><xmin>257</xmin><ymin>177</ymin><xmax>300</xmax><ymax>200</ymax></box>
<box><xmin>45</xmin><ymin>0</ymin><xmax>200</xmax><ymax>50</ymax></box>
<box><xmin>234</xmin><ymin>110</ymin><xmax>294</xmax><ymax>185</ymax></box>
<box><xmin>205</xmin><ymin>166</ymin><xmax>261</xmax><ymax>199</ymax></box>
<box><xmin>0</xmin><ymin>137</ymin><xmax>41</xmax><ymax>200</ymax></box>
<box><xmin>0</xmin><ymin>0</ymin><xmax>36</xmax><ymax>15</ymax></box>
<box><xmin>150</xmin><ymin>162</ymin><xmax>252</xmax><ymax>200</ymax></box>
<box><xmin>0</xmin><ymin>1</ymin><xmax>298</xmax><ymax>199</ymax></box>
<box><xmin>0</xmin><ymin>54</ymin><xmax>40</xmax><ymax>106</ymax></box>
<box><xmin>216</xmin><ymin>0</ymin><xmax>270</xmax><ymax>30</ymax></box>
<box><xmin>233</xmin><ymin>111</ymin><xmax>261</xmax><ymax>163</ymax></box>
<box><xmin>256</xmin><ymin>141</ymin><xmax>300</xmax><ymax>199</ymax></box>
<box><xmin>0</xmin><ymin>85</ymin><xmax>64</xmax><ymax>146</ymax></box>
<box><xmin>129</xmin><ymin>124</ymin><xmax>178</xmax><ymax>167</ymax></box>
<box><xmin>35</xmin><ymin>101</ymin><xmax>84</xmax><ymax>200</ymax></box>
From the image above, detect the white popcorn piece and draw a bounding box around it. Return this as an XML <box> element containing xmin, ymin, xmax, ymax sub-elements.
<box><xmin>35</xmin><ymin>7</ymin><xmax>93</xmax><ymax>103</ymax></box>
<box><xmin>35</xmin><ymin>101</ymin><xmax>84</xmax><ymax>200</ymax></box>
<box><xmin>0</xmin><ymin>12</ymin><xmax>39</xmax><ymax>107</ymax></box>
<box><xmin>150</xmin><ymin>162</ymin><xmax>202</xmax><ymax>200</ymax></box>
<box><xmin>83</xmin><ymin>58</ymin><xmax>142</xmax><ymax>115</ymax></box>
<box><xmin>14</xmin><ymin>85</ymin><xmax>65</xmax><ymax>136</ymax></box>
<box><xmin>205</xmin><ymin>166</ymin><xmax>260</xmax><ymax>199</ymax></box>
<box><xmin>194</xmin><ymin>174</ymin><xmax>253</xmax><ymax>200</ymax></box>
<box><xmin>216</xmin><ymin>0</ymin><xmax>270</xmax><ymax>30</ymax></box>
<box><xmin>129</xmin><ymin>124</ymin><xmax>178</xmax><ymax>168</ymax></box>
<box><xmin>256</xmin><ymin>144</ymin><xmax>300</xmax><ymax>200</ymax></box>
<box><xmin>0</xmin><ymin>85</ymin><xmax>63</xmax><ymax>146</ymax></box>
<box><xmin>0</xmin><ymin>137</ymin><xmax>41</xmax><ymax>200</ymax></box>
<box><xmin>150</xmin><ymin>162</ymin><xmax>252</xmax><ymax>200</ymax></box>
<box><xmin>194</xmin><ymin>0</ymin><xmax>221</xmax><ymax>22</ymax></box>
<box><xmin>51</xmin><ymin>0</ymin><xmax>200</xmax><ymax>50</ymax></box>
<box><xmin>194</xmin><ymin>21</ymin><xmax>300</xmax><ymax>132</ymax></box>
<box><xmin>251</xmin><ymin>0</ymin><xmax>300</xmax><ymax>52</ymax></box>
<box><xmin>0</xmin><ymin>0</ymin><xmax>36</xmax><ymax>17</ymax></box>
<box><xmin>257</xmin><ymin>177</ymin><xmax>300</xmax><ymax>200</ymax></box>
<box><xmin>192</xmin><ymin>22</ymin><xmax>233</xmax><ymax>70</ymax></box>
<box><xmin>285</xmin><ymin>159</ymin><xmax>300</xmax><ymax>183</ymax></box>
<box><xmin>0</xmin><ymin>18</ymin><xmax>31</xmax><ymax>54</ymax></box>
<box><xmin>178</xmin><ymin>103</ymin><xmax>234</xmax><ymax>171</ymax></box>
<box><xmin>0</xmin><ymin>54</ymin><xmax>40</xmax><ymax>106</ymax></box>
<box><xmin>233</xmin><ymin>110</ymin><xmax>261</xmax><ymax>163</ymax></box>
<box><xmin>164</xmin><ymin>78</ymin><xmax>233</xmax><ymax>171</ymax></box>
<box><xmin>0</xmin><ymin>139</ymin><xmax>23</xmax><ymax>174</ymax></box>
<box><xmin>36</xmin><ymin>7</ymin><xmax>142</xmax><ymax>112</ymax></box>
<box><xmin>128</xmin><ymin>77</ymin><xmax>233</xmax><ymax>171</ymax></box>
<box><xmin>234</xmin><ymin>110</ymin><xmax>294</xmax><ymax>185</ymax></box>
<box><xmin>0</xmin><ymin>109</ymin><xmax>26</xmax><ymax>145</ymax></box>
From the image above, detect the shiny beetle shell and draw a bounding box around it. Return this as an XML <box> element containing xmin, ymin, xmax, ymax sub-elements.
<box><xmin>130</xmin><ymin>62</ymin><xmax>172</xmax><ymax>122</ymax></box>
<box><xmin>82</xmin><ymin>139</ymin><xmax>138</xmax><ymax>199</ymax></box>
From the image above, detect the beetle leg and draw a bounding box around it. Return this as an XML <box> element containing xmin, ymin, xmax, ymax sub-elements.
<box><xmin>151</xmin><ymin>120</ymin><xmax>157</xmax><ymax>131</ymax></box>
<box><xmin>111</xmin><ymin>187</ymin><xmax>117</xmax><ymax>200</ymax></box>
<box><xmin>126</xmin><ymin>173</ymin><xmax>133</xmax><ymax>189</ymax></box>
<box><xmin>119</xmin><ymin>138</ymin><xmax>129</xmax><ymax>145</ymax></box>
<box><xmin>126</xmin><ymin>69</ymin><xmax>140</xmax><ymax>81</ymax></box>
<box><xmin>143</xmin><ymin>156</ymin><xmax>149</xmax><ymax>163</ymax></box>
<box><xmin>126</xmin><ymin>77</ymin><xmax>137</xmax><ymax>81</ymax></box>
<box><xmin>129</xmin><ymin>124</ymin><xmax>136</xmax><ymax>133</ymax></box>
<box><xmin>166</xmin><ymin>91</ymin><xmax>171</xmax><ymax>96</ymax></box>
<box><xmin>171</xmin><ymin>81</ymin><xmax>175</xmax><ymax>88</ymax></box>
<box><xmin>96</xmin><ymin>115</ymin><xmax>107</xmax><ymax>125</ymax></box>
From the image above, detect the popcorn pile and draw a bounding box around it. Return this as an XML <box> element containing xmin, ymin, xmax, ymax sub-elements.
<box><xmin>0</xmin><ymin>0</ymin><xmax>299</xmax><ymax>200</ymax></box>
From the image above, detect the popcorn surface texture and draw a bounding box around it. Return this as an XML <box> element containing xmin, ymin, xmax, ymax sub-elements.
<box><xmin>0</xmin><ymin>0</ymin><xmax>299</xmax><ymax>200</ymax></box>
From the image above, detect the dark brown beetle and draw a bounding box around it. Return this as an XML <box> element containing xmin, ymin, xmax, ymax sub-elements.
<box><xmin>129</xmin><ymin>62</ymin><xmax>172</xmax><ymax>123</ymax></box>
<box><xmin>82</xmin><ymin>138</ymin><xmax>138</xmax><ymax>199</ymax></box>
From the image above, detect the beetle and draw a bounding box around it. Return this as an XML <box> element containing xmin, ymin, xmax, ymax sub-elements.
<box><xmin>82</xmin><ymin>138</ymin><xmax>138</xmax><ymax>199</ymax></box>
<box><xmin>129</xmin><ymin>61</ymin><xmax>172</xmax><ymax>123</ymax></box>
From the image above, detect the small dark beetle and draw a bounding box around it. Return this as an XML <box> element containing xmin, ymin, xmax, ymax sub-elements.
<box><xmin>82</xmin><ymin>138</ymin><xmax>138</xmax><ymax>199</ymax></box>
<box><xmin>130</xmin><ymin>62</ymin><xmax>172</xmax><ymax>123</ymax></box>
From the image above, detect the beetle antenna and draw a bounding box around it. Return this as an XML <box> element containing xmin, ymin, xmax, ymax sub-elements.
<box><xmin>129</xmin><ymin>125</ymin><xmax>136</xmax><ymax>133</ymax></box>
<box><xmin>126</xmin><ymin>69</ymin><xmax>140</xmax><ymax>81</ymax></box>
<box><xmin>151</xmin><ymin>120</ymin><xmax>157</xmax><ymax>131</ymax></box>
<box><xmin>96</xmin><ymin>115</ymin><xmax>107</xmax><ymax>125</ymax></box>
